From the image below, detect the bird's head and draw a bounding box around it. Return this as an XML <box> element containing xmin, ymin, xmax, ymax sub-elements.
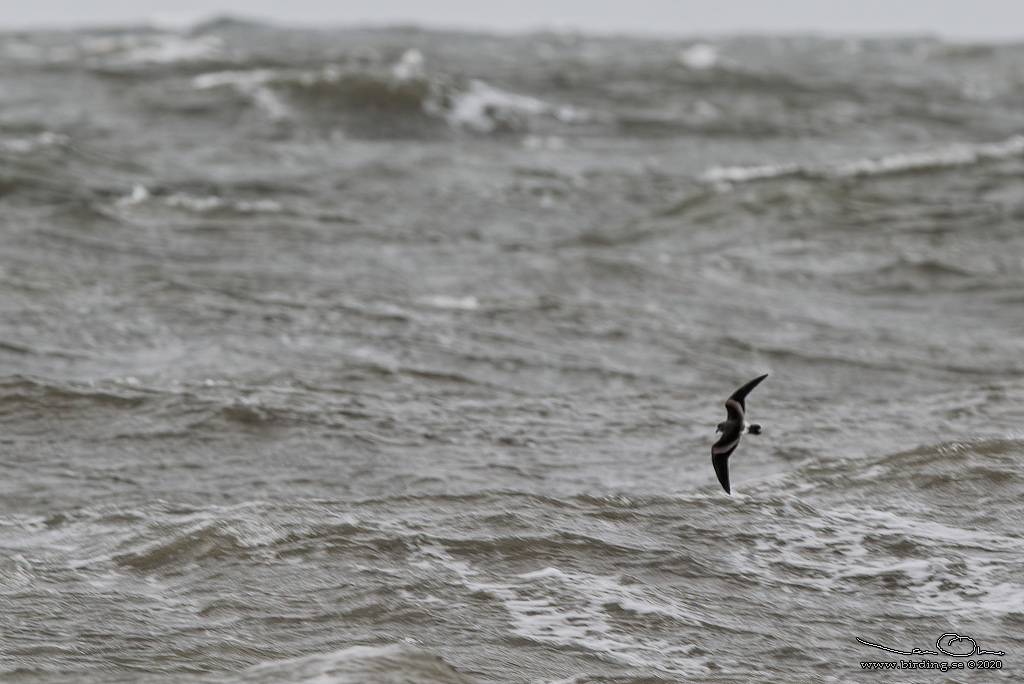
<box><xmin>716</xmin><ymin>421</ymin><xmax>727</xmax><ymax>434</ymax></box>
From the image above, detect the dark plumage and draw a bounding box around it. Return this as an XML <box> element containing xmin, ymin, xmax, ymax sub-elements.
<box><xmin>712</xmin><ymin>374</ymin><xmax>768</xmax><ymax>494</ymax></box>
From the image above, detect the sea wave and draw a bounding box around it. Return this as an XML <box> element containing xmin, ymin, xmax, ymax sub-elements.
<box><xmin>3</xmin><ymin>454</ymin><xmax>1022</xmax><ymax>679</ymax></box>
<box><xmin>449</xmin><ymin>562</ymin><xmax>708</xmax><ymax>677</ymax></box>
<box><xmin>0</xmin><ymin>30</ymin><xmax>234</xmax><ymax>67</ymax></box>
<box><xmin>431</xmin><ymin>79</ymin><xmax>600</xmax><ymax>134</ymax></box>
<box><xmin>5</xmin><ymin>23</ymin><xmax>1024</xmax><ymax>683</ymax></box>
<box><xmin>701</xmin><ymin>135</ymin><xmax>1024</xmax><ymax>184</ymax></box>
<box><xmin>232</xmin><ymin>644</ymin><xmax>478</xmax><ymax>684</ymax></box>
<box><xmin>81</xmin><ymin>32</ymin><xmax>230</xmax><ymax>66</ymax></box>
<box><xmin>191</xmin><ymin>49</ymin><xmax>599</xmax><ymax>136</ymax></box>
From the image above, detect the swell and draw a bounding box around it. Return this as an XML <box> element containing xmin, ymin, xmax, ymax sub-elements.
<box><xmin>5</xmin><ymin>466</ymin><xmax>1022</xmax><ymax>679</ymax></box>
<box><xmin>0</xmin><ymin>375</ymin><xmax>151</xmax><ymax>413</ymax></box>
<box><xmin>228</xmin><ymin>645</ymin><xmax>478</xmax><ymax>684</ymax></box>
<box><xmin>27</xmin><ymin>434</ymin><xmax>1018</xmax><ymax>575</ymax></box>
<box><xmin>45</xmin><ymin>495</ymin><xmax>698</xmax><ymax>575</ymax></box>
<box><xmin>190</xmin><ymin>59</ymin><xmax>600</xmax><ymax>138</ymax></box>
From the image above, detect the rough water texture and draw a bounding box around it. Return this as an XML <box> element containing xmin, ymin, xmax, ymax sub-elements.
<box><xmin>1</xmin><ymin>19</ymin><xmax>1024</xmax><ymax>683</ymax></box>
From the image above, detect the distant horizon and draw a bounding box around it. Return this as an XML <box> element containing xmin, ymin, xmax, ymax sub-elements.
<box><xmin>1</xmin><ymin>14</ymin><xmax>1021</xmax><ymax>45</ymax></box>
<box><xmin>0</xmin><ymin>14</ymin><xmax>998</xmax><ymax>40</ymax></box>
<box><xmin>0</xmin><ymin>1</ymin><xmax>1022</xmax><ymax>42</ymax></box>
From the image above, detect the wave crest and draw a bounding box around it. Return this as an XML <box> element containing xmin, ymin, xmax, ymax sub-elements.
<box><xmin>702</xmin><ymin>135</ymin><xmax>1024</xmax><ymax>184</ymax></box>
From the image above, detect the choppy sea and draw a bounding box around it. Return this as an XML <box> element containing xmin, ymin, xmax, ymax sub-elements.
<box><xmin>2</xmin><ymin>18</ymin><xmax>1024</xmax><ymax>682</ymax></box>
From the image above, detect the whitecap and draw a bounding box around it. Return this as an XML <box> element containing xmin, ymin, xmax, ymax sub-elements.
<box><xmin>418</xmin><ymin>295</ymin><xmax>481</xmax><ymax>311</ymax></box>
<box><xmin>193</xmin><ymin>69</ymin><xmax>277</xmax><ymax>91</ymax></box>
<box><xmin>734</xmin><ymin>498</ymin><xmax>1024</xmax><ymax>618</ymax></box>
<box><xmin>701</xmin><ymin>162</ymin><xmax>802</xmax><ymax>183</ymax></box>
<box><xmin>444</xmin><ymin>80</ymin><xmax>548</xmax><ymax>133</ymax></box>
<box><xmin>496</xmin><ymin>567</ymin><xmax>707</xmax><ymax>675</ymax></box>
<box><xmin>83</xmin><ymin>33</ymin><xmax>226</xmax><ymax>65</ymax></box>
<box><xmin>192</xmin><ymin>69</ymin><xmax>293</xmax><ymax>121</ymax></box>
<box><xmin>678</xmin><ymin>43</ymin><xmax>719</xmax><ymax>70</ymax></box>
<box><xmin>251</xmin><ymin>86</ymin><xmax>292</xmax><ymax>121</ymax></box>
<box><xmin>392</xmin><ymin>48</ymin><xmax>426</xmax><ymax>82</ymax></box>
<box><xmin>163</xmin><ymin>193</ymin><xmax>284</xmax><ymax>214</ymax></box>
<box><xmin>440</xmin><ymin>80</ymin><xmax>594</xmax><ymax>133</ymax></box>
<box><xmin>700</xmin><ymin>134</ymin><xmax>1024</xmax><ymax>185</ymax></box>
<box><xmin>165</xmin><ymin>193</ymin><xmax>223</xmax><ymax>212</ymax></box>
<box><xmin>236</xmin><ymin>199</ymin><xmax>283</xmax><ymax>213</ymax></box>
<box><xmin>1</xmin><ymin>132</ymin><xmax>69</xmax><ymax>154</ymax></box>
<box><xmin>116</xmin><ymin>183</ymin><xmax>150</xmax><ymax>207</ymax></box>
<box><xmin>234</xmin><ymin>644</ymin><xmax>475</xmax><ymax>684</ymax></box>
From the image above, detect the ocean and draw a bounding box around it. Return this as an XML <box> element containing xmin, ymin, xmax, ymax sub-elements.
<box><xmin>1</xmin><ymin>18</ymin><xmax>1023</xmax><ymax>682</ymax></box>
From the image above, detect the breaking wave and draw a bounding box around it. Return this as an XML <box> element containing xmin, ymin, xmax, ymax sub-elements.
<box><xmin>702</xmin><ymin>135</ymin><xmax>1024</xmax><ymax>184</ymax></box>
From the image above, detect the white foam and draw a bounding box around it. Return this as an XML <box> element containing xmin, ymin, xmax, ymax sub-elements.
<box><xmin>829</xmin><ymin>138</ymin><xmax>1024</xmax><ymax>177</ymax></box>
<box><xmin>518</xmin><ymin>566</ymin><xmax>565</xmax><ymax>581</ymax></box>
<box><xmin>445</xmin><ymin>80</ymin><xmax>546</xmax><ymax>133</ymax></box>
<box><xmin>497</xmin><ymin>567</ymin><xmax>707</xmax><ymax>675</ymax></box>
<box><xmin>1</xmin><ymin>132</ymin><xmax>69</xmax><ymax>154</ymax></box>
<box><xmin>735</xmin><ymin>500</ymin><xmax>1024</xmax><ymax>617</ymax></box>
<box><xmin>236</xmin><ymin>199</ymin><xmax>283</xmax><ymax>213</ymax></box>
<box><xmin>193</xmin><ymin>69</ymin><xmax>277</xmax><ymax>91</ymax></box>
<box><xmin>117</xmin><ymin>183</ymin><xmax>150</xmax><ymax>207</ymax></box>
<box><xmin>392</xmin><ymin>49</ymin><xmax>426</xmax><ymax>82</ymax></box>
<box><xmin>251</xmin><ymin>87</ymin><xmax>292</xmax><ymax>121</ymax></box>
<box><xmin>418</xmin><ymin>295</ymin><xmax>480</xmax><ymax>311</ymax></box>
<box><xmin>83</xmin><ymin>34</ymin><xmax>226</xmax><ymax>65</ymax></box>
<box><xmin>165</xmin><ymin>193</ymin><xmax>223</xmax><ymax>212</ymax></box>
<box><xmin>405</xmin><ymin>543</ymin><xmax>707</xmax><ymax>676</ymax></box>
<box><xmin>441</xmin><ymin>80</ymin><xmax>594</xmax><ymax>133</ymax></box>
<box><xmin>156</xmin><ymin>193</ymin><xmax>281</xmax><ymax>214</ymax></box>
<box><xmin>237</xmin><ymin>644</ymin><xmax>470</xmax><ymax>684</ymax></box>
<box><xmin>702</xmin><ymin>162</ymin><xmax>801</xmax><ymax>183</ymax></box>
<box><xmin>678</xmin><ymin>43</ymin><xmax>720</xmax><ymax>70</ymax></box>
<box><xmin>192</xmin><ymin>69</ymin><xmax>291</xmax><ymax>121</ymax></box>
<box><xmin>830</xmin><ymin>506</ymin><xmax>1021</xmax><ymax>551</ymax></box>
<box><xmin>701</xmin><ymin>135</ymin><xmax>1024</xmax><ymax>185</ymax></box>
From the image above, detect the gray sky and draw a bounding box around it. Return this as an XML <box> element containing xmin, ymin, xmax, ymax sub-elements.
<box><xmin>1</xmin><ymin>0</ymin><xmax>1022</xmax><ymax>40</ymax></box>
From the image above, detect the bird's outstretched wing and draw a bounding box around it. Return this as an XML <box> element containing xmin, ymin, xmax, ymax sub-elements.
<box><xmin>711</xmin><ymin>418</ymin><xmax>742</xmax><ymax>494</ymax></box>
<box><xmin>724</xmin><ymin>398</ymin><xmax>744</xmax><ymax>422</ymax></box>
<box><xmin>712</xmin><ymin>432</ymin><xmax>740</xmax><ymax>459</ymax></box>
<box><xmin>728</xmin><ymin>373</ymin><xmax>768</xmax><ymax>412</ymax></box>
<box><xmin>711</xmin><ymin>447</ymin><xmax>736</xmax><ymax>494</ymax></box>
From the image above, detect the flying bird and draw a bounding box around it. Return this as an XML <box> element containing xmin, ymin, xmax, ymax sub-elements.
<box><xmin>712</xmin><ymin>373</ymin><xmax>768</xmax><ymax>494</ymax></box>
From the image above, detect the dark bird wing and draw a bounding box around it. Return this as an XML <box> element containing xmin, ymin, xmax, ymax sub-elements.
<box><xmin>724</xmin><ymin>398</ymin><xmax>744</xmax><ymax>422</ymax></box>
<box><xmin>712</xmin><ymin>431</ymin><xmax>740</xmax><ymax>460</ymax></box>
<box><xmin>727</xmin><ymin>373</ymin><xmax>768</xmax><ymax>412</ymax></box>
<box><xmin>711</xmin><ymin>417</ymin><xmax>743</xmax><ymax>494</ymax></box>
<box><xmin>711</xmin><ymin>443</ymin><xmax>737</xmax><ymax>494</ymax></box>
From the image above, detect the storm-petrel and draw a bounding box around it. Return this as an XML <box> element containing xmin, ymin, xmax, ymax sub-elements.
<box><xmin>712</xmin><ymin>373</ymin><xmax>768</xmax><ymax>494</ymax></box>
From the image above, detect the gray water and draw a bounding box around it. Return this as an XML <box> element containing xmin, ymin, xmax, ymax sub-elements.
<box><xmin>2</xmin><ymin>19</ymin><xmax>1024</xmax><ymax>682</ymax></box>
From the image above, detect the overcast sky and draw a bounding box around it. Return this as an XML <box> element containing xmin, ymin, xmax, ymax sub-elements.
<box><xmin>1</xmin><ymin>0</ymin><xmax>1022</xmax><ymax>40</ymax></box>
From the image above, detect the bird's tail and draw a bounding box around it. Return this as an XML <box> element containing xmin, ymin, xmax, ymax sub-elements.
<box><xmin>747</xmin><ymin>423</ymin><xmax>762</xmax><ymax>435</ymax></box>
